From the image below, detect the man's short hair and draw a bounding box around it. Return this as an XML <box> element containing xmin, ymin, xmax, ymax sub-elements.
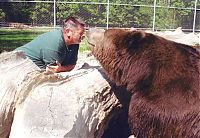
<box><xmin>62</xmin><ymin>16</ymin><xmax>85</xmax><ymax>30</ymax></box>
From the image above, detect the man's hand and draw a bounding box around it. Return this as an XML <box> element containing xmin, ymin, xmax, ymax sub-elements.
<box><xmin>46</xmin><ymin>61</ymin><xmax>75</xmax><ymax>73</ymax></box>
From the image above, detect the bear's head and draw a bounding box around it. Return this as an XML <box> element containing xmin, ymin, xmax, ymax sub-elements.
<box><xmin>87</xmin><ymin>28</ymin><xmax>200</xmax><ymax>101</ymax></box>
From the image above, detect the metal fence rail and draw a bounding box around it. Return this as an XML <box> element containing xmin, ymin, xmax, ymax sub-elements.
<box><xmin>0</xmin><ymin>0</ymin><xmax>199</xmax><ymax>32</ymax></box>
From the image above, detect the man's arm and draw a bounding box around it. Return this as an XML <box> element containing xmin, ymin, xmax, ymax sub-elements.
<box><xmin>46</xmin><ymin>62</ymin><xmax>75</xmax><ymax>73</ymax></box>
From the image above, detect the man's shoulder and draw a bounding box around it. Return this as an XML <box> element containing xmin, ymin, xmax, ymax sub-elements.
<box><xmin>34</xmin><ymin>28</ymin><xmax>63</xmax><ymax>46</ymax></box>
<box><xmin>41</xmin><ymin>28</ymin><xmax>62</xmax><ymax>38</ymax></box>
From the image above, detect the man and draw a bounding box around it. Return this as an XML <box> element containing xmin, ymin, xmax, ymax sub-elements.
<box><xmin>15</xmin><ymin>16</ymin><xmax>85</xmax><ymax>73</ymax></box>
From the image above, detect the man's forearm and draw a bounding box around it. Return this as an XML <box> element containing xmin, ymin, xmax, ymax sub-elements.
<box><xmin>46</xmin><ymin>64</ymin><xmax>75</xmax><ymax>73</ymax></box>
<box><xmin>57</xmin><ymin>65</ymin><xmax>75</xmax><ymax>72</ymax></box>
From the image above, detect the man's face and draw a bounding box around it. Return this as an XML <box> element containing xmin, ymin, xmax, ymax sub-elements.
<box><xmin>71</xmin><ymin>25</ymin><xmax>85</xmax><ymax>44</ymax></box>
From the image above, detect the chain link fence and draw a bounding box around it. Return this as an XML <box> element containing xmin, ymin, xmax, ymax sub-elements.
<box><xmin>0</xmin><ymin>0</ymin><xmax>199</xmax><ymax>32</ymax></box>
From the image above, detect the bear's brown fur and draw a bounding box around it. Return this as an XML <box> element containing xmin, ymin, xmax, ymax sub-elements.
<box><xmin>87</xmin><ymin>28</ymin><xmax>200</xmax><ymax>138</ymax></box>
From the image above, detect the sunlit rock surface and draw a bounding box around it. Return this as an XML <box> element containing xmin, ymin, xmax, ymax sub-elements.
<box><xmin>10</xmin><ymin>70</ymin><xmax>119</xmax><ymax>138</ymax></box>
<box><xmin>147</xmin><ymin>27</ymin><xmax>200</xmax><ymax>46</ymax></box>
<box><xmin>0</xmin><ymin>51</ymin><xmax>120</xmax><ymax>138</ymax></box>
<box><xmin>0</xmin><ymin>51</ymin><xmax>40</xmax><ymax>138</ymax></box>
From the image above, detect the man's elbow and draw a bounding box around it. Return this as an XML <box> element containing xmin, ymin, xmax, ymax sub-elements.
<box><xmin>68</xmin><ymin>65</ymin><xmax>75</xmax><ymax>71</ymax></box>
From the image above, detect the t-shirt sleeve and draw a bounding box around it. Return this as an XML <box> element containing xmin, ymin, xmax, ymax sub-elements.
<box><xmin>41</xmin><ymin>48</ymin><xmax>65</xmax><ymax>67</ymax></box>
<box><xmin>41</xmin><ymin>44</ymin><xmax>79</xmax><ymax>67</ymax></box>
<box><xmin>62</xmin><ymin>44</ymin><xmax>79</xmax><ymax>66</ymax></box>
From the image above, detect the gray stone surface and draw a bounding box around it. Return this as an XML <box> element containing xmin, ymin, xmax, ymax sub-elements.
<box><xmin>9</xmin><ymin>68</ymin><xmax>119</xmax><ymax>138</ymax></box>
<box><xmin>0</xmin><ymin>51</ymin><xmax>119</xmax><ymax>138</ymax></box>
<box><xmin>0</xmin><ymin>51</ymin><xmax>40</xmax><ymax>138</ymax></box>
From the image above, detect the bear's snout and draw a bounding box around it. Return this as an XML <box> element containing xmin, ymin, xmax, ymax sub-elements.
<box><xmin>86</xmin><ymin>28</ymin><xmax>105</xmax><ymax>47</ymax></box>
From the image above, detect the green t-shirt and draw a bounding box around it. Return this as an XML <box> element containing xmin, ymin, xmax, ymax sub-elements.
<box><xmin>15</xmin><ymin>29</ymin><xmax>79</xmax><ymax>69</ymax></box>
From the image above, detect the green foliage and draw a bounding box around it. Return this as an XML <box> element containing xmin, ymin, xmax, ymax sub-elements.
<box><xmin>136</xmin><ymin>7</ymin><xmax>154</xmax><ymax>28</ymax></box>
<box><xmin>57</xmin><ymin>1</ymin><xmax>107</xmax><ymax>27</ymax></box>
<box><xmin>154</xmin><ymin>0</ymin><xmax>195</xmax><ymax>30</ymax></box>
<box><xmin>31</xmin><ymin>3</ymin><xmax>54</xmax><ymax>26</ymax></box>
<box><xmin>79</xmin><ymin>38</ymin><xmax>90</xmax><ymax>52</ymax></box>
<box><xmin>0</xmin><ymin>0</ymin><xmax>199</xmax><ymax>29</ymax></box>
<box><xmin>0</xmin><ymin>9</ymin><xmax>5</xmax><ymax>20</ymax></box>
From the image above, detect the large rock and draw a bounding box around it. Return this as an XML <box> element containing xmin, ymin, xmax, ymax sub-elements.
<box><xmin>148</xmin><ymin>27</ymin><xmax>200</xmax><ymax>46</ymax></box>
<box><xmin>0</xmin><ymin>51</ymin><xmax>120</xmax><ymax>138</ymax></box>
<box><xmin>0</xmin><ymin>51</ymin><xmax>40</xmax><ymax>138</ymax></box>
<box><xmin>10</xmin><ymin>69</ymin><xmax>120</xmax><ymax>138</ymax></box>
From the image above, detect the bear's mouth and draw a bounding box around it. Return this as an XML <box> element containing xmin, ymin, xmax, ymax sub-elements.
<box><xmin>87</xmin><ymin>41</ymin><xmax>95</xmax><ymax>47</ymax></box>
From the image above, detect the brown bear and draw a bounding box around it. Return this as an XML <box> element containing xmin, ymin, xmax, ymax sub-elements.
<box><xmin>86</xmin><ymin>28</ymin><xmax>200</xmax><ymax>138</ymax></box>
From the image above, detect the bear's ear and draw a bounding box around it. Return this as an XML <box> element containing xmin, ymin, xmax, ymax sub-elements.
<box><xmin>124</xmin><ymin>30</ymin><xmax>155</xmax><ymax>50</ymax></box>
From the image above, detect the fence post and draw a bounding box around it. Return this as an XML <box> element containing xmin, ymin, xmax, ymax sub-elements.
<box><xmin>54</xmin><ymin>0</ymin><xmax>56</xmax><ymax>29</ymax></box>
<box><xmin>193</xmin><ymin>0</ymin><xmax>197</xmax><ymax>33</ymax></box>
<box><xmin>153</xmin><ymin>0</ymin><xmax>156</xmax><ymax>31</ymax></box>
<box><xmin>106</xmin><ymin>0</ymin><xmax>110</xmax><ymax>29</ymax></box>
